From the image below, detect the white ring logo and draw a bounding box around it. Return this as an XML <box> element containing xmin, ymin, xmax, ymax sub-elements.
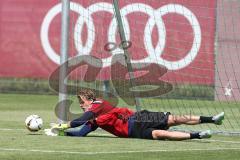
<box><xmin>40</xmin><ymin>2</ymin><xmax>201</xmax><ymax>70</ymax></box>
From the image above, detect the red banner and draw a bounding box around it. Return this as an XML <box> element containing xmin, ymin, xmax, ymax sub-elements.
<box><xmin>0</xmin><ymin>0</ymin><xmax>216</xmax><ymax>84</ymax></box>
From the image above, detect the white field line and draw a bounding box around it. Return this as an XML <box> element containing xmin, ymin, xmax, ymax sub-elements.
<box><xmin>0</xmin><ymin>147</ymin><xmax>240</xmax><ymax>155</ymax></box>
<box><xmin>0</xmin><ymin>128</ymin><xmax>113</xmax><ymax>136</ymax></box>
<box><xmin>194</xmin><ymin>139</ymin><xmax>240</xmax><ymax>144</ymax></box>
<box><xmin>0</xmin><ymin>128</ymin><xmax>25</xmax><ymax>131</ymax></box>
<box><xmin>1</xmin><ymin>128</ymin><xmax>240</xmax><ymax>145</ymax></box>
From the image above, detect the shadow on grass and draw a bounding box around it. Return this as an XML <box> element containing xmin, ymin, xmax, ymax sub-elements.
<box><xmin>27</xmin><ymin>133</ymin><xmax>44</xmax><ymax>135</ymax></box>
<box><xmin>86</xmin><ymin>135</ymin><xmax>119</xmax><ymax>139</ymax></box>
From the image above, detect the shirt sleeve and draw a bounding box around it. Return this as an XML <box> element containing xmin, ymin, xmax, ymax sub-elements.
<box><xmin>66</xmin><ymin>121</ymin><xmax>98</xmax><ymax>137</ymax></box>
<box><xmin>70</xmin><ymin>111</ymin><xmax>94</xmax><ymax>128</ymax></box>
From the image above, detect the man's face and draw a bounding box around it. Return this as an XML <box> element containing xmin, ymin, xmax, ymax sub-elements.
<box><xmin>78</xmin><ymin>95</ymin><xmax>93</xmax><ymax>112</ymax></box>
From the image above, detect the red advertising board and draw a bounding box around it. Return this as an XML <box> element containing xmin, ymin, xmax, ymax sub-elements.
<box><xmin>0</xmin><ymin>0</ymin><xmax>216</xmax><ymax>84</ymax></box>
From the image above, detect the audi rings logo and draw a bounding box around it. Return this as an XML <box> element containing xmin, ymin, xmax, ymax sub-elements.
<box><xmin>40</xmin><ymin>2</ymin><xmax>201</xmax><ymax>70</ymax></box>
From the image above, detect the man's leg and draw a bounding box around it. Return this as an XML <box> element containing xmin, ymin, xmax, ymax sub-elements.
<box><xmin>152</xmin><ymin>130</ymin><xmax>212</xmax><ymax>140</ymax></box>
<box><xmin>167</xmin><ymin>112</ymin><xmax>224</xmax><ymax>127</ymax></box>
<box><xmin>167</xmin><ymin>115</ymin><xmax>200</xmax><ymax>126</ymax></box>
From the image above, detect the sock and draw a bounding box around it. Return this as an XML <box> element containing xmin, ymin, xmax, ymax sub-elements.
<box><xmin>190</xmin><ymin>133</ymin><xmax>200</xmax><ymax>139</ymax></box>
<box><xmin>200</xmin><ymin>116</ymin><xmax>214</xmax><ymax>123</ymax></box>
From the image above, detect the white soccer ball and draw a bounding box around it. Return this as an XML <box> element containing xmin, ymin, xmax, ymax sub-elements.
<box><xmin>25</xmin><ymin>115</ymin><xmax>43</xmax><ymax>132</ymax></box>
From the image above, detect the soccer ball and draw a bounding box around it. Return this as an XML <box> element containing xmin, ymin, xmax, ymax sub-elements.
<box><xmin>25</xmin><ymin>115</ymin><xmax>43</xmax><ymax>132</ymax></box>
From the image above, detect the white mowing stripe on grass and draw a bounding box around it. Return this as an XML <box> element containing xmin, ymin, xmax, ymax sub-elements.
<box><xmin>0</xmin><ymin>147</ymin><xmax>240</xmax><ymax>155</ymax></box>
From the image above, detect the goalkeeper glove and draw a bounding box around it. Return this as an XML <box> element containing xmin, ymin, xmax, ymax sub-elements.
<box><xmin>52</xmin><ymin>123</ymin><xmax>69</xmax><ymax>130</ymax></box>
<box><xmin>50</xmin><ymin>123</ymin><xmax>69</xmax><ymax>136</ymax></box>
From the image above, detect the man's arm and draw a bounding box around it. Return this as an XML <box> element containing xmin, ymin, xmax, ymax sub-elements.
<box><xmin>66</xmin><ymin>121</ymin><xmax>98</xmax><ymax>137</ymax></box>
<box><xmin>70</xmin><ymin>111</ymin><xmax>95</xmax><ymax>128</ymax></box>
<box><xmin>51</xmin><ymin>111</ymin><xmax>95</xmax><ymax>130</ymax></box>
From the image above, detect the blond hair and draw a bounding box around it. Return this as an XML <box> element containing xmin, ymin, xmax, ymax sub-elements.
<box><xmin>77</xmin><ymin>89</ymin><xmax>96</xmax><ymax>102</ymax></box>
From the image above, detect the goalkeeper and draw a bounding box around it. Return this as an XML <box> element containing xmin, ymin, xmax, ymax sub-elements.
<box><xmin>48</xmin><ymin>89</ymin><xmax>224</xmax><ymax>140</ymax></box>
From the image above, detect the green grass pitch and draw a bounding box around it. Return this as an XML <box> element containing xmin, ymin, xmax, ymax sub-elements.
<box><xmin>0</xmin><ymin>93</ymin><xmax>240</xmax><ymax>160</ymax></box>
